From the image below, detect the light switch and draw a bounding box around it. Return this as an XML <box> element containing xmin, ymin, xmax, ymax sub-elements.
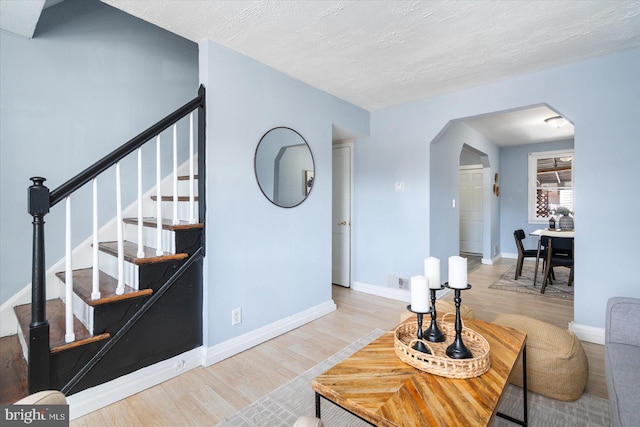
<box><xmin>395</xmin><ymin>182</ymin><xmax>405</xmax><ymax>192</ymax></box>
<box><xmin>452</xmin><ymin>199</ymin><xmax>456</xmax><ymax>208</ymax></box>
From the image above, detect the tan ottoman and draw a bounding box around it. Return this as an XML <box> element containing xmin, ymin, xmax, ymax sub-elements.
<box><xmin>399</xmin><ymin>300</ymin><xmax>475</xmax><ymax>324</ymax></box>
<box><xmin>493</xmin><ymin>313</ymin><xmax>588</xmax><ymax>401</ymax></box>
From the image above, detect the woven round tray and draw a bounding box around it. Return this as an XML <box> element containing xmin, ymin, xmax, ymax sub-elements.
<box><xmin>394</xmin><ymin>315</ymin><xmax>491</xmax><ymax>379</ymax></box>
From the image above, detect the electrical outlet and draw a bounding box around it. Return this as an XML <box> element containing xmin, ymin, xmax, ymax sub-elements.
<box><xmin>389</xmin><ymin>275</ymin><xmax>410</xmax><ymax>289</ymax></box>
<box><xmin>232</xmin><ymin>308</ymin><xmax>242</xmax><ymax>326</ymax></box>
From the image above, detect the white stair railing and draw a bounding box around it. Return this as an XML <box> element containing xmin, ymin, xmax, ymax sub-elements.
<box><xmin>137</xmin><ymin>147</ymin><xmax>144</xmax><ymax>258</ymax></box>
<box><xmin>91</xmin><ymin>178</ymin><xmax>100</xmax><ymax>300</ymax></box>
<box><xmin>155</xmin><ymin>135</ymin><xmax>163</xmax><ymax>256</ymax></box>
<box><xmin>189</xmin><ymin>112</ymin><xmax>196</xmax><ymax>224</ymax></box>
<box><xmin>172</xmin><ymin>124</ymin><xmax>179</xmax><ymax>226</ymax></box>
<box><xmin>115</xmin><ymin>162</ymin><xmax>125</xmax><ymax>296</ymax></box>
<box><xmin>65</xmin><ymin>196</ymin><xmax>75</xmax><ymax>343</ymax></box>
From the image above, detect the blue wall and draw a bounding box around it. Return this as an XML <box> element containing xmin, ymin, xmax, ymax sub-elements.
<box><xmin>355</xmin><ymin>48</ymin><xmax>640</xmax><ymax>329</ymax></box>
<box><xmin>0</xmin><ymin>0</ymin><xmax>199</xmax><ymax>305</ymax></box>
<box><xmin>430</xmin><ymin>122</ymin><xmax>500</xmax><ymax>267</ymax></box>
<box><xmin>499</xmin><ymin>139</ymin><xmax>574</xmax><ymax>254</ymax></box>
<box><xmin>199</xmin><ymin>40</ymin><xmax>368</xmax><ymax>345</ymax></box>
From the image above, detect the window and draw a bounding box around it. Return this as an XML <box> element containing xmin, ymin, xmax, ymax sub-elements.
<box><xmin>528</xmin><ymin>149</ymin><xmax>574</xmax><ymax>223</ymax></box>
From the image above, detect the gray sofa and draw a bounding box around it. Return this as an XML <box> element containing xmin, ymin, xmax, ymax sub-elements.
<box><xmin>605</xmin><ymin>297</ymin><xmax>640</xmax><ymax>427</ymax></box>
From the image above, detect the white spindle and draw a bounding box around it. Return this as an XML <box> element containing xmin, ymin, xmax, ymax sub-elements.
<box><xmin>189</xmin><ymin>112</ymin><xmax>196</xmax><ymax>224</ymax></box>
<box><xmin>137</xmin><ymin>147</ymin><xmax>144</xmax><ymax>258</ymax></box>
<box><xmin>172</xmin><ymin>124</ymin><xmax>179</xmax><ymax>225</ymax></box>
<box><xmin>155</xmin><ymin>135</ymin><xmax>163</xmax><ymax>256</ymax></box>
<box><xmin>116</xmin><ymin>162</ymin><xmax>125</xmax><ymax>295</ymax></box>
<box><xmin>91</xmin><ymin>178</ymin><xmax>100</xmax><ymax>300</ymax></box>
<box><xmin>65</xmin><ymin>196</ymin><xmax>75</xmax><ymax>343</ymax></box>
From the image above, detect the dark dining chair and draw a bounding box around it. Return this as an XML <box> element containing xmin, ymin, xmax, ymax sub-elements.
<box><xmin>513</xmin><ymin>229</ymin><xmax>538</xmax><ymax>280</ymax></box>
<box><xmin>541</xmin><ymin>237</ymin><xmax>574</xmax><ymax>294</ymax></box>
<box><xmin>533</xmin><ymin>235</ymin><xmax>555</xmax><ymax>286</ymax></box>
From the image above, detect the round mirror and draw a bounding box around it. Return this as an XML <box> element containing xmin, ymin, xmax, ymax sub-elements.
<box><xmin>254</xmin><ymin>127</ymin><xmax>315</xmax><ymax>208</ymax></box>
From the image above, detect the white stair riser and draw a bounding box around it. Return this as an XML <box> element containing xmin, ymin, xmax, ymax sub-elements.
<box><xmin>98</xmin><ymin>252</ymin><xmax>140</xmax><ymax>290</ymax></box>
<box><xmin>158</xmin><ymin>201</ymin><xmax>199</xmax><ymax>223</ymax></box>
<box><xmin>58</xmin><ymin>277</ymin><xmax>94</xmax><ymax>334</ymax></box>
<box><xmin>123</xmin><ymin>224</ymin><xmax>175</xmax><ymax>254</ymax></box>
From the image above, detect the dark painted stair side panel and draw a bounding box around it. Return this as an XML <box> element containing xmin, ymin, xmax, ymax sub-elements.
<box><xmin>174</xmin><ymin>228</ymin><xmax>203</xmax><ymax>256</ymax></box>
<box><xmin>50</xmin><ymin>340</ymin><xmax>109</xmax><ymax>391</ymax></box>
<box><xmin>68</xmin><ymin>258</ymin><xmax>203</xmax><ymax>395</ymax></box>
<box><xmin>92</xmin><ymin>294</ymin><xmax>150</xmax><ymax>336</ymax></box>
<box><xmin>138</xmin><ymin>259</ymin><xmax>185</xmax><ymax>292</ymax></box>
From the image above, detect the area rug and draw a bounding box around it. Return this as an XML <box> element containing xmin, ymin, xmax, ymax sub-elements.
<box><xmin>215</xmin><ymin>328</ymin><xmax>609</xmax><ymax>427</ymax></box>
<box><xmin>489</xmin><ymin>263</ymin><xmax>574</xmax><ymax>301</ymax></box>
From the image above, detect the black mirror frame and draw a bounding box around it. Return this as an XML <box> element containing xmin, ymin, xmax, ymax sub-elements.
<box><xmin>254</xmin><ymin>127</ymin><xmax>315</xmax><ymax>208</ymax></box>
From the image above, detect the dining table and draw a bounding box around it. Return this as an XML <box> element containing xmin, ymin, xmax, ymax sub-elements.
<box><xmin>529</xmin><ymin>228</ymin><xmax>575</xmax><ymax>287</ymax></box>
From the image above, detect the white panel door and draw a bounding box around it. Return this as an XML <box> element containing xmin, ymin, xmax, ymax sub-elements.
<box><xmin>459</xmin><ymin>168</ymin><xmax>483</xmax><ymax>254</ymax></box>
<box><xmin>332</xmin><ymin>145</ymin><xmax>351</xmax><ymax>287</ymax></box>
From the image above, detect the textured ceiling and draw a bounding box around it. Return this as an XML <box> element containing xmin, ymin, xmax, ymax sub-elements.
<box><xmin>100</xmin><ymin>0</ymin><xmax>640</xmax><ymax>111</ymax></box>
<box><xmin>463</xmin><ymin>105</ymin><xmax>574</xmax><ymax>146</ymax></box>
<box><xmin>2</xmin><ymin>1</ymin><xmax>637</xmax><ymax>144</ymax></box>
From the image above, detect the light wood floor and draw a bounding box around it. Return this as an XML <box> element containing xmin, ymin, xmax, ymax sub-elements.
<box><xmin>71</xmin><ymin>258</ymin><xmax>606</xmax><ymax>426</ymax></box>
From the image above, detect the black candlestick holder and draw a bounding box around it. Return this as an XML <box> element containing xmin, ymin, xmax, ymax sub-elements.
<box><xmin>424</xmin><ymin>286</ymin><xmax>445</xmax><ymax>342</ymax></box>
<box><xmin>406</xmin><ymin>305</ymin><xmax>431</xmax><ymax>354</ymax></box>
<box><xmin>443</xmin><ymin>283</ymin><xmax>473</xmax><ymax>359</ymax></box>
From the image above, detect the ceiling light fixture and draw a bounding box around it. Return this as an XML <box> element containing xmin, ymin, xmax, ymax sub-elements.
<box><xmin>544</xmin><ymin>116</ymin><xmax>568</xmax><ymax>129</ymax></box>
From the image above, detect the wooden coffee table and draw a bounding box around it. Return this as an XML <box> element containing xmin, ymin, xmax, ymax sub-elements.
<box><xmin>312</xmin><ymin>318</ymin><xmax>527</xmax><ymax>426</ymax></box>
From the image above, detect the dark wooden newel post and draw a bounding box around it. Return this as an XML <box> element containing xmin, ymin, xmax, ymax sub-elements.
<box><xmin>28</xmin><ymin>176</ymin><xmax>51</xmax><ymax>393</ymax></box>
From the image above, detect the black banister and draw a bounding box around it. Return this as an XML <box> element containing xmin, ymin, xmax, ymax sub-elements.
<box><xmin>50</xmin><ymin>89</ymin><xmax>205</xmax><ymax>207</ymax></box>
<box><xmin>27</xmin><ymin>177</ymin><xmax>51</xmax><ymax>393</ymax></box>
<box><xmin>197</xmin><ymin>85</ymin><xmax>206</xmax><ymax>250</ymax></box>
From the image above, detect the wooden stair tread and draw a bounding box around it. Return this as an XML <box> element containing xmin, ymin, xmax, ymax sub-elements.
<box><xmin>177</xmin><ymin>174</ymin><xmax>198</xmax><ymax>180</ymax></box>
<box><xmin>98</xmin><ymin>241</ymin><xmax>188</xmax><ymax>265</ymax></box>
<box><xmin>0</xmin><ymin>335</ymin><xmax>28</xmax><ymax>404</ymax></box>
<box><xmin>14</xmin><ymin>300</ymin><xmax>110</xmax><ymax>352</ymax></box>
<box><xmin>150</xmin><ymin>195</ymin><xmax>199</xmax><ymax>202</ymax></box>
<box><xmin>123</xmin><ymin>217</ymin><xmax>203</xmax><ymax>230</ymax></box>
<box><xmin>55</xmin><ymin>268</ymin><xmax>153</xmax><ymax>307</ymax></box>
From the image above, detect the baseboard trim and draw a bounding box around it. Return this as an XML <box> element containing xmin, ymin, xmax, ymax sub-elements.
<box><xmin>67</xmin><ymin>347</ymin><xmax>204</xmax><ymax>420</ymax></box>
<box><xmin>60</xmin><ymin>299</ymin><xmax>338</xmax><ymax>419</ymax></box>
<box><xmin>202</xmin><ymin>299</ymin><xmax>337</xmax><ymax>366</ymax></box>
<box><xmin>352</xmin><ymin>281</ymin><xmax>451</xmax><ymax>302</ymax></box>
<box><xmin>569</xmin><ymin>321</ymin><xmax>605</xmax><ymax>345</ymax></box>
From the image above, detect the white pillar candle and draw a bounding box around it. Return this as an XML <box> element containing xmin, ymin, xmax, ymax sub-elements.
<box><xmin>410</xmin><ymin>275</ymin><xmax>429</xmax><ymax>313</ymax></box>
<box><xmin>448</xmin><ymin>256</ymin><xmax>468</xmax><ymax>289</ymax></box>
<box><xmin>424</xmin><ymin>257</ymin><xmax>441</xmax><ymax>289</ymax></box>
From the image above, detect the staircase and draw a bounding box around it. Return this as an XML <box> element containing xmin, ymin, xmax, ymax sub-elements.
<box><xmin>0</xmin><ymin>86</ymin><xmax>206</xmax><ymax>403</ymax></box>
